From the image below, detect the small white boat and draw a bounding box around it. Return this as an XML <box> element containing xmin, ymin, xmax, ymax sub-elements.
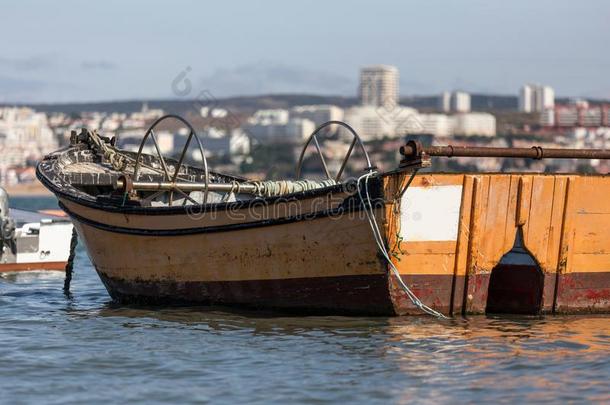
<box><xmin>0</xmin><ymin>187</ymin><xmax>74</xmax><ymax>273</ymax></box>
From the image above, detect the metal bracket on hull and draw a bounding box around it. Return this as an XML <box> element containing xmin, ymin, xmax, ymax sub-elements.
<box><xmin>398</xmin><ymin>140</ymin><xmax>431</xmax><ymax>171</ymax></box>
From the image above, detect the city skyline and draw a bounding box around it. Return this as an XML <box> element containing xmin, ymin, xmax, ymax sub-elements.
<box><xmin>1</xmin><ymin>0</ymin><xmax>609</xmax><ymax>103</ymax></box>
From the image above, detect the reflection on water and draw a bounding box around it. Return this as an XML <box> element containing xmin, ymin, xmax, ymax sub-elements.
<box><xmin>0</xmin><ymin>198</ymin><xmax>608</xmax><ymax>403</ymax></box>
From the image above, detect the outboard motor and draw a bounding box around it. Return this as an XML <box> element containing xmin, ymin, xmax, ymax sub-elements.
<box><xmin>0</xmin><ymin>187</ymin><xmax>16</xmax><ymax>258</ymax></box>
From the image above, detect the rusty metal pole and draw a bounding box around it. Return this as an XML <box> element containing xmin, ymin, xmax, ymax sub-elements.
<box><xmin>115</xmin><ymin>178</ymin><xmax>259</xmax><ymax>194</ymax></box>
<box><xmin>400</xmin><ymin>140</ymin><xmax>610</xmax><ymax>161</ymax></box>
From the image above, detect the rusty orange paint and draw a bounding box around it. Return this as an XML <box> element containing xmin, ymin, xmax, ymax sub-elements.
<box><xmin>383</xmin><ymin>172</ymin><xmax>610</xmax><ymax>315</ymax></box>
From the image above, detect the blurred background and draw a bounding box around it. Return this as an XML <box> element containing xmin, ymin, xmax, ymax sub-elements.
<box><xmin>1</xmin><ymin>0</ymin><xmax>609</xmax><ymax>192</ymax></box>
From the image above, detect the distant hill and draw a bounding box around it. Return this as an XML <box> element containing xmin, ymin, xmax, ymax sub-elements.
<box><xmin>6</xmin><ymin>93</ymin><xmax>608</xmax><ymax>115</ymax></box>
<box><xmin>14</xmin><ymin>95</ymin><xmax>358</xmax><ymax>116</ymax></box>
<box><xmin>400</xmin><ymin>94</ymin><xmax>518</xmax><ymax>111</ymax></box>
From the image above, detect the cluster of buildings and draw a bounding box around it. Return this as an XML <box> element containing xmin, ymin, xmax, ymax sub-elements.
<box><xmin>519</xmin><ymin>84</ymin><xmax>555</xmax><ymax>113</ymax></box>
<box><xmin>0</xmin><ymin>107</ymin><xmax>58</xmax><ymax>184</ymax></box>
<box><xmin>246</xmin><ymin>65</ymin><xmax>496</xmax><ymax>141</ymax></box>
<box><xmin>352</xmin><ymin>66</ymin><xmax>496</xmax><ymax>138</ymax></box>
<box><xmin>118</xmin><ymin>125</ymin><xmax>250</xmax><ymax>166</ymax></box>
<box><xmin>517</xmin><ymin>83</ymin><xmax>610</xmax><ymax>133</ymax></box>
<box><xmin>0</xmin><ymin>65</ymin><xmax>608</xmax><ymax>186</ymax></box>
<box><xmin>439</xmin><ymin>91</ymin><xmax>471</xmax><ymax>113</ymax></box>
<box><xmin>46</xmin><ymin>103</ymin><xmax>251</xmax><ymax>168</ymax></box>
<box><xmin>540</xmin><ymin>99</ymin><xmax>610</xmax><ymax>128</ymax></box>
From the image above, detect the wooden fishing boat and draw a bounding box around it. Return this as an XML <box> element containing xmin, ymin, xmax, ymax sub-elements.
<box><xmin>36</xmin><ymin>116</ymin><xmax>610</xmax><ymax>315</ymax></box>
<box><xmin>0</xmin><ymin>187</ymin><xmax>73</xmax><ymax>273</ymax></box>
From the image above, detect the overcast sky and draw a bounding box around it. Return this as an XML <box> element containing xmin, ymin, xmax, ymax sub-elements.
<box><xmin>1</xmin><ymin>0</ymin><xmax>608</xmax><ymax>103</ymax></box>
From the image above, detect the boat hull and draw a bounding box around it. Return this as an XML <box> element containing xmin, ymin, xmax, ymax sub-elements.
<box><xmin>383</xmin><ymin>172</ymin><xmax>610</xmax><ymax>315</ymax></box>
<box><xmin>98</xmin><ymin>273</ymin><xmax>393</xmax><ymax>315</ymax></box>
<box><xmin>62</xmin><ymin>186</ymin><xmax>396</xmax><ymax>315</ymax></box>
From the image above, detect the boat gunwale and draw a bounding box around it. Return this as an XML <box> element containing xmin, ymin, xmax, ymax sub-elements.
<box><xmin>37</xmin><ymin>144</ymin><xmax>610</xmax><ymax>218</ymax></box>
<box><xmin>58</xmin><ymin>198</ymin><xmax>373</xmax><ymax>236</ymax></box>
<box><xmin>35</xmin><ymin>147</ymin><xmax>356</xmax><ymax>217</ymax></box>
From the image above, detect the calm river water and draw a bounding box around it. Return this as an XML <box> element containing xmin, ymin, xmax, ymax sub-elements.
<box><xmin>1</xmin><ymin>197</ymin><xmax>609</xmax><ymax>404</ymax></box>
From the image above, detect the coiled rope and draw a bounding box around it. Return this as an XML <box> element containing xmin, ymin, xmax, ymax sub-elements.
<box><xmin>250</xmin><ymin>179</ymin><xmax>337</xmax><ymax>198</ymax></box>
<box><xmin>356</xmin><ymin>171</ymin><xmax>448</xmax><ymax>318</ymax></box>
<box><xmin>86</xmin><ymin>130</ymin><xmax>129</xmax><ymax>171</ymax></box>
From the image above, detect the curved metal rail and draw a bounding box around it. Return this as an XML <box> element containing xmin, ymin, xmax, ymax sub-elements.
<box><xmin>295</xmin><ymin>120</ymin><xmax>373</xmax><ymax>181</ymax></box>
<box><xmin>133</xmin><ymin>114</ymin><xmax>210</xmax><ymax>206</ymax></box>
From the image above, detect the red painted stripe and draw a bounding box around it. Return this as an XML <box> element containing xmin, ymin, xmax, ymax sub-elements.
<box><xmin>0</xmin><ymin>261</ymin><xmax>67</xmax><ymax>273</ymax></box>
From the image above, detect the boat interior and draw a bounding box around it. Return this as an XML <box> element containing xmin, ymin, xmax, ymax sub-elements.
<box><xmin>38</xmin><ymin>117</ymin><xmax>376</xmax><ymax>208</ymax></box>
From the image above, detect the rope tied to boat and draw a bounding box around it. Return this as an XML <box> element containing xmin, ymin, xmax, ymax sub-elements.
<box><xmin>63</xmin><ymin>227</ymin><xmax>78</xmax><ymax>297</ymax></box>
<box><xmin>249</xmin><ymin>179</ymin><xmax>338</xmax><ymax>198</ymax></box>
<box><xmin>356</xmin><ymin>171</ymin><xmax>448</xmax><ymax>319</ymax></box>
<box><xmin>85</xmin><ymin>129</ymin><xmax>129</xmax><ymax>171</ymax></box>
<box><xmin>220</xmin><ymin>180</ymin><xmax>242</xmax><ymax>203</ymax></box>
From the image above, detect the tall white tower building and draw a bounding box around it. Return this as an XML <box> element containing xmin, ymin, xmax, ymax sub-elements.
<box><xmin>519</xmin><ymin>84</ymin><xmax>555</xmax><ymax>112</ymax></box>
<box><xmin>359</xmin><ymin>65</ymin><xmax>399</xmax><ymax>107</ymax></box>
<box><xmin>439</xmin><ymin>91</ymin><xmax>471</xmax><ymax>113</ymax></box>
<box><xmin>452</xmin><ymin>91</ymin><xmax>471</xmax><ymax>113</ymax></box>
<box><xmin>537</xmin><ymin>86</ymin><xmax>555</xmax><ymax>112</ymax></box>
<box><xmin>519</xmin><ymin>85</ymin><xmax>533</xmax><ymax>112</ymax></box>
<box><xmin>439</xmin><ymin>91</ymin><xmax>451</xmax><ymax>112</ymax></box>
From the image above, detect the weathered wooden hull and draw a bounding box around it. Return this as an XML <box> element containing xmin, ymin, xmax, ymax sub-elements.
<box><xmin>59</xmin><ymin>184</ymin><xmax>398</xmax><ymax>315</ymax></box>
<box><xmin>383</xmin><ymin>172</ymin><xmax>610</xmax><ymax>315</ymax></box>
<box><xmin>97</xmin><ymin>273</ymin><xmax>393</xmax><ymax>315</ymax></box>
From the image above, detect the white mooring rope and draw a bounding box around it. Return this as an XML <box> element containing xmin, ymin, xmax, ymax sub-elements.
<box><xmin>356</xmin><ymin>172</ymin><xmax>448</xmax><ymax>319</ymax></box>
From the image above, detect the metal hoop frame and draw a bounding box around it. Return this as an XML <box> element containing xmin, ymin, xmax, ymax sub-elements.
<box><xmin>133</xmin><ymin>114</ymin><xmax>210</xmax><ymax>206</ymax></box>
<box><xmin>295</xmin><ymin>120</ymin><xmax>373</xmax><ymax>181</ymax></box>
